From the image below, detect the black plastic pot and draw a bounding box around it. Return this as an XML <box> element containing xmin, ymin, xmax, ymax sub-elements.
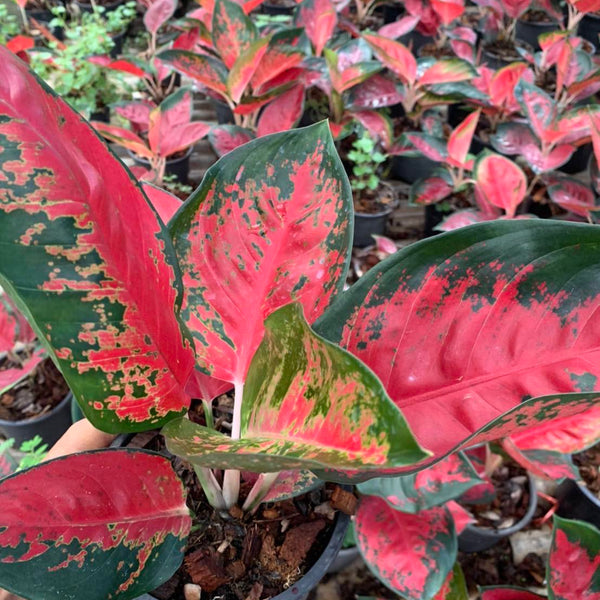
<box><xmin>559</xmin><ymin>143</ymin><xmax>592</xmax><ymax>175</ymax></box>
<box><xmin>261</xmin><ymin>0</ymin><xmax>295</xmax><ymax>15</ymax></box>
<box><xmin>210</xmin><ymin>98</ymin><xmax>234</xmax><ymax>125</ymax></box>
<box><xmin>458</xmin><ymin>475</ymin><xmax>538</xmax><ymax>553</ymax></box>
<box><xmin>389</xmin><ymin>154</ymin><xmax>438</xmax><ymax>184</ymax></box>
<box><xmin>481</xmin><ymin>40</ymin><xmax>534</xmax><ymax>70</ymax></box>
<box><xmin>109</xmin><ymin>28</ymin><xmax>126</xmax><ymax>58</ymax></box>
<box><xmin>127</xmin><ymin>146</ymin><xmax>194</xmax><ymax>184</ymax></box>
<box><xmin>354</xmin><ymin>207</ymin><xmax>394</xmax><ymax>247</ymax></box>
<box><xmin>326</xmin><ymin>546</ymin><xmax>360</xmax><ymax>574</ymax></box>
<box><xmin>135</xmin><ymin>508</ymin><xmax>350</xmax><ymax>600</ymax></box>
<box><xmin>578</xmin><ymin>12</ymin><xmax>600</xmax><ymax>52</ymax></box>
<box><xmin>515</xmin><ymin>17</ymin><xmax>560</xmax><ymax>50</ymax></box>
<box><xmin>556</xmin><ymin>478</ymin><xmax>600</xmax><ymax>529</ymax></box>
<box><xmin>75</xmin><ymin>0</ymin><xmax>125</xmax><ymax>13</ymax></box>
<box><xmin>27</xmin><ymin>8</ymin><xmax>64</xmax><ymax>40</ymax></box>
<box><xmin>0</xmin><ymin>392</ymin><xmax>73</xmax><ymax>448</ymax></box>
<box><xmin>91</xmin><ymin>105</ymin><xmax>110</xmax><ymax>123</ymax></box>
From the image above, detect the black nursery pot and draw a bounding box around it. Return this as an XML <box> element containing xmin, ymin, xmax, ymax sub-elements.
<box><xmin>556</xmin><ymin>478</ymin><xmax>600</xmax><ymax>529</ymax></box>
<box><xmin>354</xmin><ymin>207</ymin><xmax>394</xmax><ymax>247</ymax></box>
<box><xmin>458</xmin><ymin>475</ymin><xmax>538</xmax><ymax>553</ymax></box>
<box><xmin>515</xmin><ymin>18</ymin><xmax>560</xmax><ymax>51</ymax></box>
<box><xmin>389</xmin><ymin>154</ymin><xmax>438</xmax><ymax>184</ymax></box>
<box><xmin>134</xmin><ymin>505</ymin><xmax>350</xmax><ymax>600</ymax></box>
<box><xmin>0</xmin><ymin>392</ymin><xmax>73</xmax><ymax>448</ymax></box>
<box><xmin>210</xmin><ymin>98</ymin><xmax>234</xmax><ymax>125</ymax></box>
<box><xmin>75</xmin><ymin>0</ymin><xmax>125</xmax><ymax>13</ymax></box>
<box><xmin>127</xmin><ymin>146</ymin><xmax>194</xmax><ymax>184</ymax></box>
<box><xmin>559</xmin><ymin>143</ymin><xmax>593</xmax><ymax>175</ymax></box>
<box><xmin>578</xmin><ymin>12</ymin><xmax>600</xmax><ymax>53</ymax></box>
<box><xmin>109</xmin><ymin>28</ymin><xmax>126</xmax><ymax>58</ymax></box>
<box><xmin>261</xmin><ymin>0</ymin><xmax>296</xmax><ymax>15</ymax></box>
<box><xmin>27</xmin><ymin>8</ymin><xmax>64</xmax><ymax>40</ymax></box>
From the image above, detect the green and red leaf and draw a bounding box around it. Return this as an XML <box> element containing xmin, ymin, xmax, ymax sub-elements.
<box><xmin>169</xmin><ymin>122</ymin><xmax>352</xmax><ymax>385</ymax></box>
<box><xmin>295</xmin><ymin>0</ymin><xmax>337</xmax><ymax>57</ymax></box>
<box><xmin>357</xmin><ymin>452</ymin><xmax>482</xmax><ymax>513</ymax></box>
<box><xmin>162</xmin><ymin>303</ymin><xmax>428</xmax><ymax>473</ymax></box>
<box><xmin>228</xmin><ymin>37</ymin><xmax>270</xmax><ymax>103</ymax></box>
<box><xmin>474</xmin><ymin>152</ymin><xmax>527</xmax><ymax>217</ymax></box>
<box><xmin>410</xmin><ymin>177</ymin><xmax>454</xmax><ymax>205</ymax></box>
<box><xmin>92</xmin><ymin>122</ymin><xmax>153</xmax><ymax>159</ymax></box>
<box><xmin>0</xmin><ymin>450</ymin><xmax>191</xmax><ymax>600</ymax></box>
<box><xmin>141</xmin><ymin>182</ymin><xmax>183</xmax><ymax>224</ymax></box>
<box><xmin>250</xmin><ymin>46</ymin><xmax>306</xmax><ymax>95</ymax></box>
<box><xmin>447</xmin><ymin>110</ymin><xmax>480</xmax><ymax>168</ymax></box>
<box><xmin>356</xmin><ymin>497</ymin><xmax>456</xmax><ymax>600</ymax></box>
<box><xmin>481</xmin><ymin>587</ymin><xmax>547</xmax><ymax>600</ymax></box>
<box><xmin>547</xmin><ymin>178</ymin><xmax>598</xmax><ymax>218</ymax></box>
<box><xmin>0</xmin><ymin>48</ymin><xmax>195</xmax><ymax>432</ymax></box>
<box><xmin>363</xmin><ymin>33</ymin><xmax>417</xmax><ymax>86</ymax></box>
<box><xmin>208</xmin><ymin>125</ymin><xmax>255</xmax><ymax>157</ymax></box>
<box><xmin>144</xmin><ymin>0</ymin><xmax>176</xmax><ymax>34</ymax></box>
<box><xmin>514</xmin><ymin>80</ymin><xmax>559</xmax><ymax>145</ymax></box>
<box><xmin>158</xmin><ymin>50</ymin><xmax>228</xmax><ymax>97</ymax></box>
<box><xmin>418</xmin><ymin>59</ymin><xmax>477</xmax><ymax>87</ymax></box>
<box><xmin>502</xmin><ymin>439</ymin><xmax>579</xmax><ymax>480</ymax></box>
<box><xmin>549</xmin><ymin>516</ymin><xmax>600</xmax><ymax>600</ymax></box>
<box><xmin>212</xmin><ymin>0</ymin><xmax>256</xmax><ymax>69</ymax></box>
<box><xmin>434</xmin><ymin>563</ymin><xmax>469</xmax><ymax>600</ymax></box>
<box><xmin>256</xmin><ymin>84</ymin><xmax>304</xmax><ymax>138</ymax></box>
<box><xmin>315</xmin><ymin>219</ymin><xmax>600</xmax><ymax>471</ymax></box>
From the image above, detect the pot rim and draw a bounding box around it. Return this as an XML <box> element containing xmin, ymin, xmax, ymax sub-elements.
<box><xmin>0</xmin><ymin>391</ymin><xmax>73</xmax><ymax>428</ymax></box>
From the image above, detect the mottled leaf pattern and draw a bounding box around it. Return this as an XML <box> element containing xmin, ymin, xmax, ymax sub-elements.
<box><xmin>212</xmin><ymin>0</ymin><xmax>256</xmax><ymax>70</ymax></box>
<box><xmin>158</xmin><ymin>50</ymin><xmax>228</xmax><ymax>96</ymax></box>
<box><xmin>0</xmin><ymin>48</ymin><xmax>195</xmax><ymax>432</ymax></box>
<box><xmin>356</xmin><ymin>497</ymin><xmax>456</xmax><ymax>600</ymax></box>
<box><xmin>316</xmin><ymin>220</ymin><xmax>600</xmax><ymax>468</ymax></box>
<box><xmin>208</xmin><ymin>125</ymin><xmax>255</xmax><ymax>157</ymax></box>
<box><xmin>169</xmin><ymin>122</ymin><xmax>352</xmax><ymax>384</ymax></box>
<box><xmin>163</xmin><ymin>303</ymin><xmax>428</xmax><ymax>473</ymax></box>
<box><xmin>0</xmin><ymin>450</ymin><xmax>191</xmax><ymax>600</ymax></box>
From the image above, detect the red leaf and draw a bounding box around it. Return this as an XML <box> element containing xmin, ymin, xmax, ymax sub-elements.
<box><xmin>549</xmin><ymin>520</ymin><xmax>600</xmax><ymax>600</ymax></box>
<box><xmin>115</xmin><ymin>101</ymin><xmax>154</xmax><ymax>132</ymax></box>
<box><xmin>92</xmin><ymin>122</ymin><xmax>154</xmax><ymax>159</ymax></box>
<box><xmin>419</xmin><ymin>59</ymin><xmax>476</xmax><ymax>86</ymax></box>
<box><xmin>228</xmin><ymin>38</ymin><xmax>270</xmax><ymax>103</ymax></box>
<box><xmin>378</xmin><ymin>14</ymin><xmax>420</xmax><ymax>38</ymax></box>
<box><xmin>296</xmin><ymin>0</ymin><xmax>337</xmax><ymax>56</ymax></box>
<box><xmin>502</xmin><ymin>440</ymin><xmax>579</xmax><ymax>480</ymax></box>
<box><xmin>158</xmin><ymin>50</ymin><xmax>228</xmax><ymax>96</ymax></box>
<box><xmin>141</xmin><ymin>182</ymin><xmax>183</xmax><ymax>224</ymax></box>
<box><xmin>405</xmin><ymin>133</ymin><xmax>447</xmax><ymax>162</ymax></box>
<box><xmin>256</xmin><ymin>85</ymin><xmax>304</xmax><ymax>138</ymax></box>
<box><xmin>489</xmin><ymin>63</ymin><xmax>529</xmax><ymax>111</ymax></box>
<box><xmin>411</xmin><ymin>177</ymin><xmax>453</xmax><ymax>205</ymax></box>
<box><xmin>501</xmin><ymin>0</ymin><xmax>532</xmax><ymax>18</ymax></box>
<box><xmin>346</xmin><ymin>75</ymin><xmax>404</xmax><ymax>110</ymax></box>
<box><xmin>475</xmin><ymin>153</ymin><xmax>526</xmax><ymax>217</ymax></box>
<box><xmin>447</xmin><ymin>110</ymin><xmax>480</xmax><ymax>168</ymax></box>
<box><xmin>481</xmin><ymin>588</ymin><xmax>546</xmax><ymax>600</ymax></box>
<box><xmin>515</xmin><ymin>81</ymin><xmax>557</xmax><ymax>145</ymax></box>
<box><xmin>98</xmin><ymin>58</ymin><xmax>148</xmax><ymax>79</ymax></box>
<box><xmin>0</xmin><ymin>48</ymin><xmax>195</xmax><ymax>430</ymax></box>
<box><xmin>431</xmin><ymin>0</ymin><xmax>465</xmax><ymax>24</ymax></box>
<box><xmin>0</xmin><ymin>450</ymin><xmax>191</xmax><ymax>598</ymax></box>
<box><xmin>160</xmin><ymin>122</ymin><xmax>211</xmax><ymax>158</ymax></box>
<box><xmin>352</xmin><ymin>110</ymin><xmax>393</xmax><ymax>149</ymax></box>
<box><xmin>212</xmin><ymin>0</ymin><xmax>256</xmax><ymax>69</ymax></box>
<box><xmin>364</xmin><ymin>33</ymin><xmax>417</xmax><ymax>86</ymax></box>
<box><xmin>170</xmin><ymin>123</ymin><xmax>351</xmax><ymax>385</ymax></box>
<box><xmin>208</xmin><ymin>125</ymin><xmax>255</xmax><ymax>157</ymax></box>
<box><xmin>446</xmin><ymin>500</ymin><xmax>475</xmax><ymax>534</ymax></box>
<box><xmin>185</xmin><ymin>369</ymin><xmax>232</xmax><ymax>399</ymax></box>
<box><xmin>251</xmin><ymin>47</ymin><xmax>305</xmax><ymax>95</ymax></box>
<box><xmin>548</xmin><ymin>178</ymin><xmax>597</xmax><ymax>217</ymax></box>
<box><xmin>6</xmin><ymin>35</ymin><xmax>34</xmax><ymax>55</ymax></box>
<box><xmin>0</xmin><ymin>349</ymin><xmax>45</xmax><ymax>394</ymax></box>
<box><xmin>356</xmin><ymin>497</ymin><xmax>456</xmax><ymax>600</ymax></box>
<box><xmin>437</xmin><ymin>209</ymin><xmax>490</xmax><ymax>231</ymax></box>
<box><xmin>144</xmin><ymin>0</ymin><xmax>176</xmax><ymax>34</ymax></box>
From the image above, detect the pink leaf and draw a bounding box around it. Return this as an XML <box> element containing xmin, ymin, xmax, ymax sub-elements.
<box><xmin>378</xmin><ymin>14</ymin><xmax>420</xmax><ymax>38</ymax></box>
<box><xmin>256</xmin><ymin>85</ymin><xmax>304</xmax><ymax>138</ymax></box>
<box><xmin>141</xmin><ymin>182</ymin><xmax>183</xmax><ymax>224</ymax></box>
<box><xmin>144</xmin><ymin>0</ymin><xmax>177</xmax><ymax>34</ymax></box>
<box><xmin>447</xmin><ymin>110</ymin><xmax>480</xmax><ymax>168</ymax></box>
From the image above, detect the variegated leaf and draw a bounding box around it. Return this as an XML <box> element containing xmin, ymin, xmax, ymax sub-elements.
<box><xmin>0</xmin><ymin>450</ymin><xmax>191</xmax><ymax>600</ymax></box>
<box><xmin>212</xmin><ymin>0</ymin><xmax>256</xmax><ymax>70</ymax></box>
<box><xmin>356</xmin><ymin>497</ymin><xmax>456</xmax><ymax>600</ymax></box>
<box><xmin>169</xmin><ymin>122</ymin><xmax>352</xmax><ymax>385</ymax></box>
<box><xmin>208</xmin><ymin>125</ymin><xmax>255</xmax><ymax>157</ymax></box>
<box><xmin>0</xmin><ymin>47</ymin><xmax>195</xmax><ymax>432</ymax></box>
<box><xmin>162</xmin><ymin>303</ymin><xmax>428</xmax><ymax>473</ymax></box>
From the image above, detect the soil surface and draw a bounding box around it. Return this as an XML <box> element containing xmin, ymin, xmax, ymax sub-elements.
<box><xmin>574</xmin><ymin>442</ymin><xmax>600</xmax><ymax>497</ymax></box>
<box><xmin>353</xmin><ymin>182</ymin><xmax>397</xmax><ymax>214</ymax></box>
<box><xmin>0</xmin><ymin>357</ymin><xmax>68</xmax><ymax>422</ymax></box>
<box><xmin>521</xmin><ymin>9</ymin><xmax>557</xmax><ymax>23</ymax></box>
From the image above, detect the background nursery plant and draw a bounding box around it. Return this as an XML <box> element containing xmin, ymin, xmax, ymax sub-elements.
<box><xmin>3</xmin><ymin>36</ymin><xmax>600</xmax><ymax>600</ymax></box>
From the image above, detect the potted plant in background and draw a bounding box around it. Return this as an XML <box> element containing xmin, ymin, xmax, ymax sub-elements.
<box><xmin>0</xmin><ymin>297</ymin><xmax>71</xmax><ymax>448</ymax></box>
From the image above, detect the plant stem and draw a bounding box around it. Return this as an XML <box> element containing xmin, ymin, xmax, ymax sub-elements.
<box><xmin>202</xmin><ymin>399</ymin><xmax>214</xmax><ymax>429</ymax></box>
<box><xmin>194</xmin><ymin>465</ymin><xmax>227</xmax><ymax>510</ymax></box>
<box><xmin>18</xmin><ymin>4</ymin><xmax>29</xmax><ymax>35</ymax></box>
<box><xmin>222</xmin><ymin>380</ymin><xmax>244</xmax><ymax>508</ymax></box>
<box><xmin>242</xmin><ymin>472</ymin><xmax>281</xmax><ymax>513</ymax></box>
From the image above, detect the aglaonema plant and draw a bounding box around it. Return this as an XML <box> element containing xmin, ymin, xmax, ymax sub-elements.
<box><xmin>4</xmin><ymin>43</ymin><xmax>600</xmax><ymax>600</ymax></box>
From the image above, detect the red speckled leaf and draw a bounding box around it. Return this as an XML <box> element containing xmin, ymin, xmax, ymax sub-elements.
<box><xmin>364</xmin><ymin>34</ymin><xmax>417</xmax><ymax>85</ymax></box>
<box><xmin>228</xmin><ymin>37</ymin><xmax>270</xmax><ymax>103</ymax></box>
<box><xmin>212</xmin><ymin>0</ymin><xmax>256</xmax><ymax>70</ymax></box>
<box><xmin>0</xmin><ymin>48</ymin><xmax>195</xmax><ymax>432</ymax></box>
<box><xmin>315</xmin><ymin>220</ymin><xmax>600</xmax><ymax>472</ymax></box>
<box><xmin>474</xmin><ymin>152</ymin><xmax>526</xmax><ymax>217</ymax></box>
<box><xmin>141</xmin><ymin>182</ymin><xmax>183</xmax><ymax>224</ymax></box>
<box><xmin>295</xmin><ymin>0</ymin><xmax>337</xmax><ymax>57</ymax></box>
<box><xmin>431</xmin><ymin>0</ymin><xmax>464</xmax><ymax>24</ymax></box>
<box><xmin>447</xmin><ymin>110</ymin><xmax>479</xmax><ymax>168</ymax></box>
<box><xmin>346</xmin><ymin>75</ymin><xmax>403</xmax><ymax>110</ymax></box>
<box><xmin>481</xmin><ymin>588</ymin><xmax>546</xmax><ymax>600</ymax></box>
<box><xmin>356</xmin><ymin>497</ymin><xmax>456</xmax><ymax>600</ymax></box>
<box><xmin>158</xmin><ymin>50</ymin><xmax>229</xmax><ymax>97</ymax></box>
<box><xmin>0</xmin><ymin>349</ymin><xmax>45</xmax><ymax>395</ymax></box>
<box><xmin>0</xmin><ymin>449</ymin><xmax>191</xmax><ymax>600</ymax></box>
<box><xmin>352</xmin><ymin>111</ymin><xmax>393</xmax><ymax>149</ymax></box>
<box><xmin>502</xmin><ymin>441</ymin><xmax>579</xmax><ymax>480</ymax></box>
<box><xmin>549</xmin><ymin>516</ymin><xmax>600</xmax><ymax>600</ymax></box>
<box><xmin>144</xmin><ymin>0</ymin><xmax>176</xmax><ymax>34</ymax></box>
<box><xmin>208</xmin><ymin>125</ymin><xmax>255</xmax><ymax>157</ymax></box>
<box><xmin>357</xmin><ymin>452</ymin><xmax>482</xmax><ymax>513</ymax></box>
<box><xmin>169</xmin><ymin>122</ymin><xmax>352</xmax><ymax>385</ymax></box>
<box><xmin>256</xmin><ymin>85</ymin><xmax>304</xmax><ymax>138</ymax></box>
<box><xmin>405</xmin><ymin>133</ymin><xmax>447</xmax><ymax>162</ymax></box>
<box><xmin>162</xmin><ymin>303</ymin><xmax>428</xmax><ymax>473</ymax></box>
<box><xmin>510</xmin><ymin>402</ymin><xmax>600</xmax><ymax>454</ymax></box>
<box><xmin>514</xmin><ymin>81</ymin><xmax>558</xmax><ymax>145</ymax></box>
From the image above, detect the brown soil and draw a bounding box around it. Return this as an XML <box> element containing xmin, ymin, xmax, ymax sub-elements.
<box><xmin>353</xmin><ymin>182</ymin><xmax>397</xmax><ymax>214</ymax></box>
<box><xmin>483</xmin><ymin>39</ymin><xmax>522</xmax><ymax>63</ymax></box>
<box><xmin>418</xmin><ymin>42</ymin><xmax>456</xmax><ymax>59</ymax></box>
<box><xmin>464</xmin><ymin>461</ymin><xmax>532</xmax><ymax>530</ymax></box>
<box><xmin>521</xmin><ymin>9</ymin><xmax>557</xmax><ymax>23</ymax></box>
<box><xmin>573</xmin><ymin>442</ymin><xmax>600</xmax><ymax>497</ymax></box>
<box><xmin>133</xmin><ymin>432</ymin><xmax>347</xmax><ymax>600</ymax></box>
<box><xmin>0</xmin><ymin>357</ymin><xmax>69</xmax><ymax>422</ymax></box>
